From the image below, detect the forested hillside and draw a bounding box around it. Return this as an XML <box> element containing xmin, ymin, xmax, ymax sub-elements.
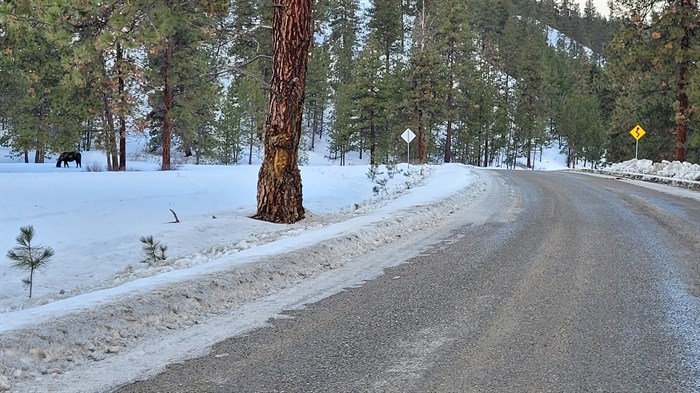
<box><xmin>0</xmin><ymin>0</ymin><xmax>698</xmax><ymax>169</ymax></box>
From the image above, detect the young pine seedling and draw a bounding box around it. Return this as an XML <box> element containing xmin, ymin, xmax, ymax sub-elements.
<box><xmin>7</xmin><ymin>225</ymin><xmax>54</xmax><ymax>298</ymax></box>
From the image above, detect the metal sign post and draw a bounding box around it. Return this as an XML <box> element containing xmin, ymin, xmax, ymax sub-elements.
<box><xmin>401</xmin><ymin>128</ymin><xmax>416</xmax><ymax>171</ymax></box>
<box><xmin>629</xmin><ymin>124</ymin><xmax>646</xmax><ymax>160</ymax></box>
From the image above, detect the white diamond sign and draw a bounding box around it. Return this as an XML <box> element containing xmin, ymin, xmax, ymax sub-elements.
<box><xmin>401</xmin><ymin>128</ymin><xmax>416</xmax><ymax>143</ymax></box>
<box><xmin>401</xmin><ymin>128</ymin><xmax>416</xmax><ymax>171</ymax></box>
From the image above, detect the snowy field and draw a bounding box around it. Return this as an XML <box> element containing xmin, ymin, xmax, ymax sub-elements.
<box><xmin>0</xmin><ymin>140</ymin><xmax>698</xmax><ymax>392</ymax></box>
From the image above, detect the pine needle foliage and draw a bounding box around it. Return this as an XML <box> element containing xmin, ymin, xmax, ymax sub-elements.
<box><xmin>139</xmin><ymin>236</ymin><xmax>168</xmax><ymax>265</ymax></box>
<box><xmin>6</xmin><ymin>225</ymin><xmax>55</xmax><ymax>298</ymax></box>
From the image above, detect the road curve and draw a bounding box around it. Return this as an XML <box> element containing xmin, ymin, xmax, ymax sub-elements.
<box><xmin>114</xmin><ymin>171</ymin><xmax>700</xmax><ymax>393</ymax></box>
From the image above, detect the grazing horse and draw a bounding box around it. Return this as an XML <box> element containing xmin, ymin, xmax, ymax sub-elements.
<box><xmin>56</xmin><ymin>151</ymin><xmax>82</xmax><ymax>168</ymax></box>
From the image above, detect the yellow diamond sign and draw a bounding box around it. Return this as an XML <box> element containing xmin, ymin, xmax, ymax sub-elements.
<box><xmin>630</xmin><ymin>124</ymin><xmax>646</xmax><ymax>141</ymax></box>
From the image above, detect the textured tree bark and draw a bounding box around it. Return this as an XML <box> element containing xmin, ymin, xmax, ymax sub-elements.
<box><xmin>254</xmin><ymin>0</ymin><xmax>312</xmax><ymax>224</ymax></box>
<box><xmin>444</xmin><ymin>87</ymin><xmax>453</xmax><ymax>164</ymax></box>
<box><xmin>417</xmin><ymin>108</ymin><xmax>426</xmax><ymax>163</ymax></box>
<box><xmin>117</xmin><ymin>42</ymin><xmax>127</xmax><ymax>171</ymax></box>
<box><xmin>674</xmin><ymin>0</ymin><xmax>694</xmax><ymax>162</ymax></box>
<box><xmin>161</xmin><ymin>39</ymin><xmax>173</xmax><ymax>171</ymax></box>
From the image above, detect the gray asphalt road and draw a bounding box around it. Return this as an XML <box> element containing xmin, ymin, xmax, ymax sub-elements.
<box><xmin>113</xmin><ymin>171</ymin><xmax>700</xmax><ymax>393</ymax></box>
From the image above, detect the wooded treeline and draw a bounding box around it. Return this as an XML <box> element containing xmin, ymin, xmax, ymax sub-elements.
<box><xmin>1</xmin><ymin>0</ymin><xmax>698</xmax><ymax>169</ymax></box>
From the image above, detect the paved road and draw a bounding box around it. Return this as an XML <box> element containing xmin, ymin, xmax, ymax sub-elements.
<box><xmin>114</xmin><ymin>171</ymin><xmax>700</xmax><ymax>393</ymax></box>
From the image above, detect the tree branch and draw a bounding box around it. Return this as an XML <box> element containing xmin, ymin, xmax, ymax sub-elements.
<box><xmin>169</xmin><ymin>208</ymin><xmax>180</xmax><ymax>223</ymax></box>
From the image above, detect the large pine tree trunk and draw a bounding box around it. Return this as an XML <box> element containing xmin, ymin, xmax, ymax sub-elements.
<box><xmin>444</xmin><ymin>117</ymin><xmax>452</xmax><ymax>163</ymax></box>
<box><xmin>444</xmin><ymin>77</ymin><xmax>453</xmax><ymax>163</ymax></box>
<box><xmin>101</xmin><ymin>89</ymin><xmax>117</xmax><ymax>171</ymax></box>
<box><xmin>100</xmin><ymin>52</ymin><xmax>118</xmax><ymax>171</ymax></box>
<box><xmin>674</xmin><ymin>0</ymin><xmax>694</xmax><ymax>162</ymax></box>
<box><xmin>35</xmin><ymin>101</ymin><xmax>47</xmax><ymax>163</ymax></box>
<box><xmin>161</xmin><ymin>39</ymin><xmax>174</xmax><ymax>171</ymax></box>
<box><xmin>417</xmin><ymin>108</ymin><xmax>426</xmax><ymax>163</ymax></box>
<box><xmin>117</xmin><ymin>42</ymin><xmax>127</xmax><ymax>171</ymax></box>
<box><xmin>254</xmin><ymin>0</ymin><xmax>312</xmax><ymax>224</ymax></box>
<box><xmin>483</xmin><ymin>131</ymin><xmax>489</xmax><ymax>167</ymax></box>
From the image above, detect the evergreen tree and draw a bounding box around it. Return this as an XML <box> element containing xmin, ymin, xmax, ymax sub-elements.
<box><xmin>325</xmin><ymin>0</ymin><xmax>359</xmax><ymax>164</ymax></box>
<box><xmin>366</xmin><ymin>0</ymin><xmax>403</xmax><ymax>74</ymax></box>
<box><xmin>555</xmin><ymin>77</ymin><xmax>605</xmax><ymax>167</ymax></box>
<box><xmin>433</xmin><ymin>0</ymin><xmax>477</xmax><ymax>163</ymax></box>
<box><xmin>58</xmin><ymin>0</ymin><xmax>144</xmax><ymax>171</ymax></box>
<box><xmin>216</xmin><ymin>83</ymin><xmax>245</xmax><ymax>165</ymax></box>
<box><xmin>255</xmin><ymin>0</ymin><xmax>312</xmax><ymax>224</ymax></box>
<box><xmin>406</xmin><ymin>0</ymin><xmax>445</xmax><ymax>163</ymax></box>
<box><xmin>7</xmin><ymin>225</ymin><xmax>54</xmax><ymax>298</ymax></box>
<box><xmin>139</xmin><ymin>236</ymin><xmax>168</xmax><ymax>265</ymax></box>
<box><xmin>0</xmin><ymin>1</ymin><xmax>82</xmax><ymax>163</ymax></box>
<box><xmin>216</xmin><ymin>79</ymin><xmax>266</xmax><ymax>166</ymax></box>
<box><xmin>326</xmin><ymin>0</ymin><xmax>359</xmax><ymax>86</ymax></box>
<box><xmin>512</xmin><ymin>23</ymin><xmax>548</xmax><ymax>168</ymax></box>
<box><xmin>352</xmin><ymin>37</ymin><xmax>386</xmax><ymax>164</ymax></box>
<box><xmin>141</xmin><ymin>0</ymin><xmax>228</xmax><ymax>170</ymax></box>
<box><xmin>328</xmin><ymin>84</ymin><xmax>359</xmax><ymax>165</ymax></box>
<box><xmin>221</xmin><ymin>0</ymin><xmax>272</xmax><ymax>166</ymax></box>
<box><xmin>305</xmin><ymin>42</ymin><xmax>332</xmax><ymax>151</ymax></box>
<box><xmin>607</xmin><ymin>0</ymin><xmax>699</xmax><ymax>162</ymax></box>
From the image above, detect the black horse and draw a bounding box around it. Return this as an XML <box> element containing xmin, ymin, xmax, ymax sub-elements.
<box><xmin>56</xmin><ymin>151</ymin><xmax>82</xmax><ymax>168</ymax></box>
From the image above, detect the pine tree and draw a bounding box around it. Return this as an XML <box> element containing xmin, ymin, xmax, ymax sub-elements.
<box><xmin>141</xmin><ymin>0</ymin><xmax>228</xmax><ymax>170</ymax></box>
<box><xmin>255</xmin><ymin>0</ymin><xmax>312</xmax><ymax>224</ymax></box>
<box><xmin>325</xmin><ymin>0</ymin><xmax>359</xmax><ymax>164</ymax></box>
<box><xmin>509</xmin><ymin>22</ymin><xmax>548</xmax><ymax>168</ymax></box>
<box><xmin>0</xmin><ymin>0</ymin><xmax>82</xmax><ymax>163</ymax></box>
<box><xmin>216</xmin><ymin>85</ymin><xmax>245</xmax><ymax>165</ymax></box>
<box><xmin>326</xmin><ymin>0</ymin><xmax>359</xmax><ymax>86</ymax></box>
<box><xmin>407</xmin><ymin>0</ymin><xmax>446</xmax><ymax>163</ymax></box>
<box><xmin>139</xmin><ymin>236</ymin><xmax>168</xmax><ymax>265</ymax></box>
<box><xmin>305</xmin><ymin>43</ymin><xmax>332</xmax><ymax>151</ymax></box>
<box><xmin>352</xmin><ymin>37</ymin><xmax>386</xmax><ymax>164</ymax></box>
<box><xmin>555</xmin><ymin>77</ymin><xmax>605</xmax><ymax>167</ymax></box>
<box><xmin>7</xmin><ymin>226</ymin><xmax>54</xmax><ymax>298</ymax></box>
<box><xmin>606</xmin><ymin>0</ymin><xmax>699</xmax><ymax>162</ymax></box>
<box><xmin>433</xmin><ymin>0</ymin><xmax>478</xmax><ymax>163</ymax></box>
<box><xmin>367</xmin><ymin>0</ymin><xmax>403</xmax><ymax>74</ymax></box>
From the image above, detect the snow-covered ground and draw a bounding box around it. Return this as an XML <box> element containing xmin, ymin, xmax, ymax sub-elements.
<box><xmin>573</xmin><ymin>158</ymin><xmax>700</xmax><ymax>191</ymax></box>
<box><xmin>0</xmin><ymin>140</ymin><xmax>698</xmax><ymax>392</ymax></box>
<box><xmin>609</xmin><ymin>159</ymin><xmax>700</xmax><ymax>181</ymax></box>
<box><xmin>0</xmin><ymin>141</ymin><xmax>490</xmax><ymax>392</ymax></box>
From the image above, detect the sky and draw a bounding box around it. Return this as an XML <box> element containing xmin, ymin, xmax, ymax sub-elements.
<box><xmin>1</xmin><ymin>136</ymin><xmax>698</xmax><ymax>392</ymax></box>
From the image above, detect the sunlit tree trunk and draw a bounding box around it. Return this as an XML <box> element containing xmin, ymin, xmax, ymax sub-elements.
<box><xmin>254</xmin><ymin>0</ymin><xmax>312</xmax><ymax>223</ymax></box>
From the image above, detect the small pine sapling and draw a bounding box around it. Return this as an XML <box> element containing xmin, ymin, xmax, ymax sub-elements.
<box><xmin>139</xmin><ymin>235</ymin><xmax>168</xmax><ymax>265</ymax></box>
<box><xmin>7</xmin><ymin>225</ymin><xmax>54</xmax><ymax>298</ymax></box>
<box><xmin>366</xmin><ymin>164</ymin><xmax>383</xmax><ymax>181</ymax></box>
<box><xmin>372</xmin><ymin>177</ymin><xmax>389</xmax><ymax>196</ymax></box>
<box><xmin>386</xmin><ymin>161</ymin><xmax>397</xmax><ymax>179</ymax></box>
